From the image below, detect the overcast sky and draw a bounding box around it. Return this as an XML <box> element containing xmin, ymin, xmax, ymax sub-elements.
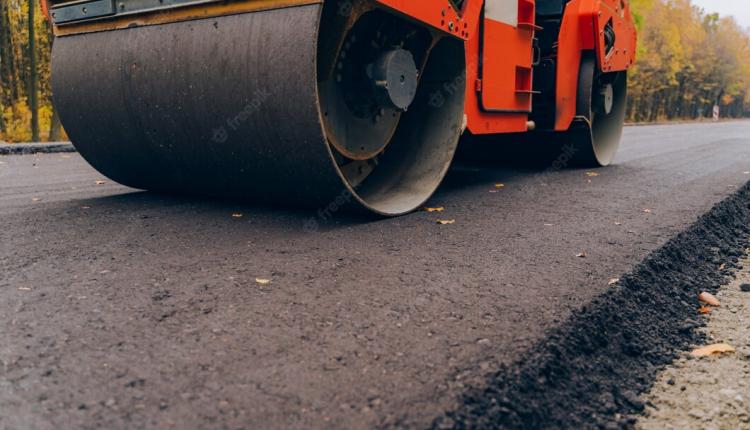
<box><xmin>690</xmin><ymin>0</ymin><xmax>750</xmax><ymax>29</ymax></box>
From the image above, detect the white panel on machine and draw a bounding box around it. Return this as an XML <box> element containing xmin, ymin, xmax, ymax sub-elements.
<box><xmin>485</xmin><ymin>0</ymin><xmax>518</xmax><ymax>27</ymax></box>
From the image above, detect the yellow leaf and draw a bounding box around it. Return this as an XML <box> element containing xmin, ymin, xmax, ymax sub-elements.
<box><xmin>255</xmin><ymin>278</ymin><xmax>271</xmax><ymax>285</ymax></box>
<box><xmin>699</xmin><ymin>292</ymin><xmax>720</xmax><ymax>307</ymax></box>
<box><xmin>436</xmin><ymin>219</ymin><xmax>456</xmax><ymax>225</ymax></box>
<box><xmin>691</xmin><ymin>343</ymin><xmax>735</xmax><ymax>357</ymax></box>
<box><xmin>424</xmin><ymin>207</ymin><xmax>445</xmax><ymax>213</ymax></box>
<box><xmin>494</xmin><ymin>183</ymin><xmax>506</xmax><ymax>189</ymax></box>
<box><xmin>586</xmin><ymin>172</ymin><xmax>599</xmax><ymax>177</ymax></box>
<box><xmin>698</xmin><ymin>306</ymin><xmax>712</xmax><ymax>315</ymax></box>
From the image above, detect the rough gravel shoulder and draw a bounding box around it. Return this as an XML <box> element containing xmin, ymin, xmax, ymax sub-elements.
<box><xmin>636</xmin><ymin>254</ymin><xmax>750</xmax><ymax>429</ymax></box>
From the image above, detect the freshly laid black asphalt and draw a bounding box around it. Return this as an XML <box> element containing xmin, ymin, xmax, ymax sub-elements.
<box><xmin>435</xmin><ymin>180</ymin><xmax>750</xmax><ymax>429</ymax></box>
<box><xmin>1</xmin><ymin>122</ymin><xmax>749</xmax><ymax>430</ymax></box>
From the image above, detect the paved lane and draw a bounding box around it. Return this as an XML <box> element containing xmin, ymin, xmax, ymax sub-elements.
<box><xmin>1</xmin><ymin>122</ymin><xmax>749</xmax><ymax>429</ymax></box>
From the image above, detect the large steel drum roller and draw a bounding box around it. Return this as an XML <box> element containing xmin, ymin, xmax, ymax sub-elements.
<box><xmin>51</xmin><ymin>1</ymin><xmax>467</xmax><ymax>215</ymax></box>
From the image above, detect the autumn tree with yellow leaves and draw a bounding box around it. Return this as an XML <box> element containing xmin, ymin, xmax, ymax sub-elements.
<box><xmin>627</xmin><ymin>0</ymin><xmax>750</xmax><ymax>121</ymax></box>
<box><xmin>0</xmin><ymin>0</ymin><xmax>60</xmax><ymax>142</ymax></box>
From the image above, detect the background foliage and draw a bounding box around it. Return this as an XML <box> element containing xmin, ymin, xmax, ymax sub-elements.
<box><xmin>0</xmin><ymin>0</ymin><xmax>748</xmax><ymax>142</ymax></box>
<box><xmin>1</xmin><ymin>0</ymin><xmax>59</xmax><ymax>142</ymax></box>
<box><xmin>628</xmin><ymin>0</ymin><xmax>750</xmax><ymax>122</ymax></box>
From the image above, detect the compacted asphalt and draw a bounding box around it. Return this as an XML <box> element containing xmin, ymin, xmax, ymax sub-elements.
<box><xmin>1</xmin><ymin>121</ymin><xmax>749</xmax><ymax>429</ymax></box>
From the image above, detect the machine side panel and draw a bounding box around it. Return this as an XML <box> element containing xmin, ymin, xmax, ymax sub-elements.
<box><xmin>480</xmin><ymin>0</ymin><xmax>536</xmax><ymax>113</ymax></box>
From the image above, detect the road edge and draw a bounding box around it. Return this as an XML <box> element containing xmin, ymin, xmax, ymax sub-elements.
<box><xmin>0</xmin><ymin>142</ymin><xmax>76</xmax><ymax>155</ymax></box>
<box><xmin>429</xmin><ymin>181</ymin><xmax>750</xmax><ymax>429</ymax></box>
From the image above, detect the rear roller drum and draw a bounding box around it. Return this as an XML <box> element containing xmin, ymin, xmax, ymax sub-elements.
<box><xmin>569</xmin><ymin>53</ymin><xmax>628</xmax><ymax>167</ymax></box>
<box><xmin>51</xmin><ymin>0</ymin><xmax>466</xmax><ymax>216</ymax></box>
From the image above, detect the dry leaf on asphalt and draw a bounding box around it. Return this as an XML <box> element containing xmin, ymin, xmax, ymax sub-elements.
<box><xmin>31</xmin><ymin>197</ymin><xmax>41</xmax><ymax>202</ymax></box>
<box><xmin>586</xmin><ymin>172</ymin><xmax>599</xmax><ymax>177</ymax></box>
<box><xmin>494</xmin><ymin>183</ymin><xmax>506</xmax><ymax>189</ymax></box>
<box><xmin>608</xmin><ymin>278</ymin><xmax>620</xmax><ymax>285</ymax></box>
<box><xmin>436</xmin><ymin>219</ymin><xmax>456</xmax><ymax>225</ymax></box>
<box><xmin>576</xmin><ymin>251</ymin><xmax>588</xmax><ymax>258</ymax></box>
<box><xmin>95</xmin><ymin>180</ymin><xmax>107</xmax><ymax>185</ymax></box>
<box><xmin>424</xmin><ymin>207</ymin><xmax>445</xmax><ymax>213</ymax></box>
<box><xmin>232</xmin><ymin>213</ymin><xmax>244</xmax><ymax>219</ymax></box>
<box><xmin>255</xmin><ymin>278</ymin><xmax>271</xmax><ymax>285</ymax></box>
<box><xmin>699</xmin><ymin>292</ymin><xmax>720</xmax><ymax>307</ymax></box>
<box><xmin>690</xmin><ymin>343</ymin><xmax>735</xmax><ymax>357</ymax></box>
<box><xmin>643</xmin><ymin>208</ymin><xmax>653</xmax><ymax>214</ymax></box>
<box><xmin>698</xmin><ymin>306</ymin><xmax>712</xmax><ymax>315</ymax></box>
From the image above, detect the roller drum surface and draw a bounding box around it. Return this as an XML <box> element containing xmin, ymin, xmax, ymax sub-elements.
<box><xmin>51</xmin><ymin>4</ymin><xmax>466</xmax><ymax>215</ymax></box>
<box><xmin>52</xmin><ymin>5</ymin><xmax>344</xmax><ymax>205</ymax></box>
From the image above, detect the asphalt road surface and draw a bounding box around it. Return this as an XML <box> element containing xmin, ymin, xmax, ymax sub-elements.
<box><xmin>1</xmin><ymin>122</ymin><xmax>750</xmax><ymax>430</ymax></box>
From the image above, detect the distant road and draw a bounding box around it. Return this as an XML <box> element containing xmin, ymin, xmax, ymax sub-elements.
<box><xmin>1</xmin><ymin>121</ymin><xmax>749</xmax><ymax>429</ymax></box>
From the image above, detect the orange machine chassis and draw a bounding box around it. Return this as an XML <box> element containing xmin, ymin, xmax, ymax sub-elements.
<box><xmin>375</xmin><ymin>0</ymin><xmax>636</xmax><ymax>134</ymax></box>
<box><xmin>45</xmin><ymin>0</ymin><xmax>636</xmax><ymax>136</ymax></box>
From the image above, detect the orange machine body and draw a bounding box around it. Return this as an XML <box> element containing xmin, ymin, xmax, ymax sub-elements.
<box><xmin>45</xmin><ymin>0</ymin><xmax>636</xmax><ymax>136</ymax></box>
<box><xmin>376</xmin><ymin>0</ymin><xmax>637</xmax><ymax>135</ymax></box>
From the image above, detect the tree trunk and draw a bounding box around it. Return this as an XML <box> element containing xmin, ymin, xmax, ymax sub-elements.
<box><xmin>0</xmin><ymin>97</ymin><xmax>5</xmax><ymax>136</ymax></box>
<box><xmin>48</xmin><ymin>106</ymin><xmax>62</xmax><ymax>141</ymax></box>
<box><xmin>28</xmin><ymin>0</ymin><xmax>40</xmax><ymax>142</ymax></box>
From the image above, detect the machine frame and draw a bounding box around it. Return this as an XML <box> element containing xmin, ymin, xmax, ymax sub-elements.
<box><xmin>43</xmin><ymin>0</ymin><xmax>636</xmax><ymax>137</ymax></box>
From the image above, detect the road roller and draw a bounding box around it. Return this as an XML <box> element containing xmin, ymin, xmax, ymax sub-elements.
<box><xmin>43</xmin><ymin>0</ymin><xmax>636</xmax><ymax>216</ymax></box>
